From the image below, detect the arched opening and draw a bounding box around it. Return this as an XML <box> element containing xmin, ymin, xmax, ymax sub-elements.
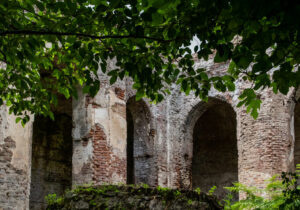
<box><xmin>192</xmin><ymin>99</ymin><xmax>238</xmax><ymax>199</ymax></box>
<box><xmin>29</xmin><ymin>96</ymin><xmax>72</xmax><ymax>209</ymax></box>
<box><xmin>294</xmin><ymin>103</ymin><xmax>300</xmax><ymax>168</ymax></box>
<box><xmin>126</xmin><ymin>97</ymin><xmax>156</xmax><ymax>186</ymax></box>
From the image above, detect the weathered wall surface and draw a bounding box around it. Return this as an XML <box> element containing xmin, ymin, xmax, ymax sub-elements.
<box><xmin>0</xmin><ymin>106</ymin><xmax>33</xmax><ymax>210</ymax></box>
<box><xmin>1</xmin><ymin>58</ymin><xmax>299</xmax><ymax>209</ymax></box>
<box><xmin>73</xmin><ymin>66</ymin><xmax>128</xmax><ymax>186</ymax></box>
<box><xmin>236</xmin><ymin>88</ymin><xmax>294</xmax><ymax>191</ymax></box>
<box><xmin>90</xmin><ymin>81</ymin><xmax>127</xmax><ymax>184</ymax></box>
<box><xmin>72</xmin><ymin>87</ymin><xmax>94</xmax><ymax>185</ymax></box>
<box><xmin>162</xmin><ymin>58</ymin><xmax>296</xmax><ymax>197</ymax></box>
<box><xmin>126</xmin><ymin>97</ymin><xmax>157</xmax><ymax>186</ymax></box>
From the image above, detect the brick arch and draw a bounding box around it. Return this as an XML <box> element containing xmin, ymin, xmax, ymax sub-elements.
<box><xmin>181</xmin><ymin>97</ymin><xmax>238</xmax><ymax>198</ymax></box>
<box><xmin>126</xmin><ymin>97</ymin><xmax>157</xmax><ymax>186</ymax></box>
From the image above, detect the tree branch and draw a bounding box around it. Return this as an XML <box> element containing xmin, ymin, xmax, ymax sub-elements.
<box><xmin>0</xmin><ymin>30</ymin><xmax>180</xmax><ymax>43</ymax></box>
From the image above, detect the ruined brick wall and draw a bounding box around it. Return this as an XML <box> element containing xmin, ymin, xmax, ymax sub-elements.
<box><xmin>163</xmin><ymin>58</ymin><xmax>296</xmax><ymax>198</ymax></box>
<box><xmin>0</xmin><ymin>106</ymin><xmax>33</xmax><ymax>210</ymax></box>
<box><xmin>236</xmin><ymin>88</ymin><xmax>294</xmax><ymax>190</ymax></box>
<box><xmin>1</xmin><ymin>58</ymin><xmax>300</xmax><ymax>209</ymax></box>
<box><xmin>72</xmin><ymin>74</ymin><xmax>159</xmax><ymax>187</ymax></box>
<box><xmin>91</xmin><ymin>123</ymin><xmax>126</xmax><ymax>183</ymax></box>
<box><xmin>72</xmin><ymin>67</ymin><xmax>128</xmax><ymax>186</ymax></box>
<box><xmin>164</xmin><ymin>61</ymin><xmax>238</xmax><ymax>191</ymax></box>
<box><xmin>111</xmin><ymin>59</ymin><xmax>297</xmax><ymax>197</ymax></box>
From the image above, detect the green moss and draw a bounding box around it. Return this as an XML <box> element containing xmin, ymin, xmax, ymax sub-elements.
<box><xmin>46</xmin><ymin>184</ymin><xmax>222</xmax><ymax>210</ymax></box>
<box><xmin>89</xmin><ymin>200</ymin><xmax>96</xmax><ymax>206</ymax></box>
<box><xmin>173</xmin><ymin>190</ymin><xmax>181</xmax><ymax>197</ymax></box>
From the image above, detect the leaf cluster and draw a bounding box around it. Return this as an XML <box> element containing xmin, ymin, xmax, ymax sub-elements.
<box><xmin>1</xmin><ymin>0</ymin><xmax>300</xmax><ymax>122</ymax></box>
<box><xmin>224</xmin><ymin>164</ymin><xmax>300</xmax><ymax>209</ymax></box>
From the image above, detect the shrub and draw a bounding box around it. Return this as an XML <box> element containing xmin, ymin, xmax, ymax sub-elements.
<box><xmin>224</xmin><ymin>165</ymin><xmax>300</xmax><ymax>209</ymax></box>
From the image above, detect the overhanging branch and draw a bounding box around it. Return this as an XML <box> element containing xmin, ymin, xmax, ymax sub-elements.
<box><xmin>0</xmin><ymin>30</ymin><xmax>179</xmax><ymax>43</ymax></box>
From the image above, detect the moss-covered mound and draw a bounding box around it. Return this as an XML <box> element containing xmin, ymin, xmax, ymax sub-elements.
<box><xmin>46</xmin><ymin>185</ymin><xmax>223</xmax><ymax>210</ymax></box>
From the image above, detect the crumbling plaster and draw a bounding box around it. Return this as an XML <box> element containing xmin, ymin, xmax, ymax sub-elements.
<box><xmin>0</xmin><ymin>57</ymin><xmax>299</xmax><ymax>209</ymax></box>
<box><xmin>0</xmin><ymin>106</ymin><xmax>33</xmax><ymax>210</ymax></box>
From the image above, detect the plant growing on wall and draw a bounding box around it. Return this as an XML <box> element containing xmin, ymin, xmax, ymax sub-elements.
<box><xmin>1</xmin><ymin>0</ymin><xmax>300</xmax><ymax>124</ymax></box>
<box><xmin>224</xmin><ymin>165</ymin><xmax>300</xmax><ymax>209</ymax></box>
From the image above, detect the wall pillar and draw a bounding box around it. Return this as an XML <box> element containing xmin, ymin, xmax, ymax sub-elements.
<box><xmin>237</xmin><ymin>89</ymin><xmax>293</xmax><ymax>192</ymax></box>
<box><xmin>0</xmin><ymin>106</ymin><xmax>33</xmax><ymax>210</ymax></box>
<box><xmin>72</xmin><ymin>80</ymin><xmax>127</xmax><ymax>186</ymax></box>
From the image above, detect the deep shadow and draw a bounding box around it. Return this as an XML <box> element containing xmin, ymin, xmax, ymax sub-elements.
<box><xmin>29</xmin><ymin>98</ymin><xmax>72</xmax><ymax>210</ymax></box>
<box><xmin>126</xmin><ymin>97</ymin><xmax>156</xmax><ymax>186</ymax></box>
<box><xmin>126</xmin><ymin>108</ymin><xmax>134</xmax><ymax>184</ymax></box>
<box><xmin>295</xmin><ymin>103</ymin><xmax>300</xmax><ymax>168</ymax></box>
<box><xmin>192</xmin><ymin>100</ymin><xmax>238</xmax><ymax>199</ymax></box>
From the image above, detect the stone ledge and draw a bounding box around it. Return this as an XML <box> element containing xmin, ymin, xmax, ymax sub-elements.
<box><xmin>46</xmin><ymin>185</ymin><xmax>222</xmax><ymax>210</ymax></box>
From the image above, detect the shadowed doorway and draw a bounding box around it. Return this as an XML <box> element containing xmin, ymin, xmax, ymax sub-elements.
<box><xmin>192</xmin><ymin>99</ymin><xmax>238</xmax><ymax>199</ymax></box>
<box><xmin>126</xmin><ymin>97</ymin><xmax>156</xmax><ymax>186</ymax></box>
<box><xmin>29</xmin><ymin>97</ymin><xmax>72</xmax><ymax>209</ymax></box>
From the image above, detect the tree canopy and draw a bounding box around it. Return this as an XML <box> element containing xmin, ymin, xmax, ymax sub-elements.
<box><xmin>1</xmin><ymin>0</ymin><xmax>300</xmax><ymax>124</ymax></box>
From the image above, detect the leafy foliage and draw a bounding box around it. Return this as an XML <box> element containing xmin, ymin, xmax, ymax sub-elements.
<box><xmin>224</xmin><ymin>165</ymin><xmax>300</xmax><ymax>209</ymax></box>
<box><xmin>1</xmin><ymin>0</ymin><xmax>300</xmax><ymax>122</ymax></box>
<box><xmin>208</xmin><ymin>185</ymin><xmax>217</xmax><ymax>196</ymax></box>
<box><xmin>45</xmin><ymin>194</ymin><xmax>63</xmax><ymax>206</ymax></box>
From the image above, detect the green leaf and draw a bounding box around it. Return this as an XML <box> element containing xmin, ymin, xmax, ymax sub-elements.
<box><xmin>152</xmin><ymin>13</ymin><xmax>163</xmax><ymax>25</ymax></box>
<box><xmin>135</xmin><ymin>90</ymin><xmax>145</xmax><ymax>101</ymax></box>
<box><xmin>0</xmin><ymin>0</ymin><xmax>298</xmax><ymax>124</ymax></box>
<box><xmin>15</xmin><ymin>117</ymin><xmax>22</xmax><ymax>123</ymax></box>
<box><xmin>110</xmin><ymin>75</ymin><xmax>117</xmax><ymax>85</ymax></box>
<box><xmin>58</xmin><ymin>87</ymin><xmax>70</xmax><ymax>99</ymax></box>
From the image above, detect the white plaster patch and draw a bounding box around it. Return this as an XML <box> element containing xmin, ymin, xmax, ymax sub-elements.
<box><xmin>94</xmin><ymin>108</ymin><xmax>109</xmax><ymax>133</ymax></box>
<box><xmin>72</xmin><ymin>139</ymin><xmax>93</xmax><ymax>175</ymax></box>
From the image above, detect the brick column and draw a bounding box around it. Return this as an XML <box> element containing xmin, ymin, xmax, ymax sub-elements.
<box><xmin>237</xmin><ymin>89</ymin><xmax>293</xmax><ymax>191</ymax></box>
<box><xmin>0</xmin><ymin>106</ymin><xmax>33</xmax><ymax>210</ymax></box>
<box><xmin>72</xmin><ymin>81</ymin><xmax>127</xmax><ymax>186</ymax></box>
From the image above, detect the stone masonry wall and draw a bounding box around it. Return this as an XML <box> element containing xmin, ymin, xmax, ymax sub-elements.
<box><xmin>163</xmin><ymin>58</ymin><xmax>296</xmax><ymax>197</ymax></box>
<box><xmin>0</xmin><ymin>57</ymin><xmax>299</xmax><ymax>209</ymax></box>
<box><xmin>73</xmin><ymin>67</ymin><xmax>128</xmax><ymax>186</ymax></box>
<box><xmin>0</xmin><ymin>106</ymin><xmax>33</xmax><ymax>210</ymax></box>
<box><xmin>126</xmin><ymin>97</ymin><xmax>157</xmax><ymax>186</ymax></box>
<box><xmin>236</xmin><ymin>88</ymin><xmax>294</xmax><ymax>190</ymax></box>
